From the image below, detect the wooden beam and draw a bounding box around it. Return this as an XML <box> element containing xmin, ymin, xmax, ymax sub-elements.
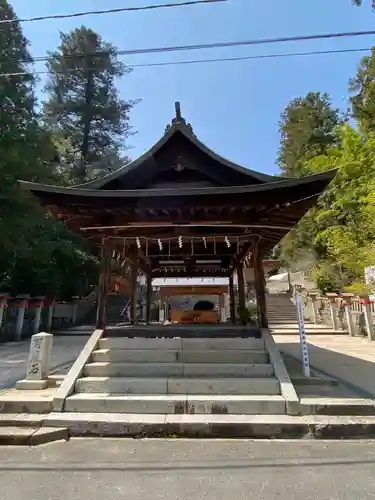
<box><xmin>130</xmin><ymin>264</ymin><xmax>138</xmax><ymax>325</ymax></box>
<box><xmin>81</xmin><ymin>223</ymin><xmax>292</xmax><ymax>232</ymax></box>
<box><xmin>146</xmin><ymin>275</ymin><xmax>152</xmax><ymax>324</ymax></box>
<box><xmin>95</xmin><ymin>239</ymin><xmax>111</xmax><ymax>329</ymax></box>
<box><xmin>253</xmin><ymin>239</ymin><xmax>268</xmax><ymax>328</ymax></box>
<box><xmin>152</xmin><ymin>272</ymin><xmax>230</xmax><ymax>278</ymax></box>
<box><xmin>229</xmin><ymin>274</ymin><xmax>236</xmax><ymax>324</ymax></box>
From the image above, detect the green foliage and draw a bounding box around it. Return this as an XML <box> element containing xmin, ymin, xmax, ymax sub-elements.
<box><xmin>277</xmin><ymin>47</ymin><xmax>375</xmax><ymax>293</ymax></box>
<box><xmin>352</xmin><ymin>0</ymin><xmax>375</xmax><ymax>8</ymax></box>
<box><xmin>313</xmin><ymin>265</ymin><xmax>341</xmax><ymax>295</ymax></box>
<box><xmin>349</xmin><ymin>48</ymin><xmax>375</xmax><ymax>134</ymax></box>
<box><xmin>344</xmin><ymin>282</ymin><xmax>373</xmax><ymax>296</ymax></box>
<box><xmin>278</xmin><ymin>122</ymin><xmax>375</xmax><ymax>292</ymax></box>
<box><xmin>277</xmin><ymin>92</ymin><xmax>342</xmax><ymax>177</ymax></box>
<box><xmin>0</xmin><ymin>1</ymin><xmax>99</xmax><ymax>299</ymax></box>
<box><xmin>44</xmin><ymin>27</ymin><xmax>137</xmax><ymax>183</ymax></box>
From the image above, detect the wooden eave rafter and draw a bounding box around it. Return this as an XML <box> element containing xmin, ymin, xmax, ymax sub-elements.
<box><xmin>18</xmin><ymin>169</ymin><xmax>336</xmax><ymax>277</ymax></box>
<box><xmin>18</xmin><ymin>169</ymin><xmax>335</xmax><ymax>200</ymax></box>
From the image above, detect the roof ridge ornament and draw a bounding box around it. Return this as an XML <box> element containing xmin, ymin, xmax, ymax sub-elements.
<box><xmin>164</xmin><ymin>101</ymin><xmax>195</xmax><ymax>135</ymax></box>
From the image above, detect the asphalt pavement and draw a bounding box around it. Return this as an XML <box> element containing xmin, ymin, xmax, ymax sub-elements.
<box><xmin>0</xmin><ymin>336</ymin><xmax>89</xmax><ymax>389</ymax></box>
<box><xmin>1</xmin><ymin>439</ymin><xmax>375</xmax><ymax>499</ymax></box>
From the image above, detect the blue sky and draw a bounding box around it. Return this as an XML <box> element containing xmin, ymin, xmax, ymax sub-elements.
<box><xmin>10</xmin><ymin>0</ymin><xmax>375</xmax><ymax>175</ymax></box>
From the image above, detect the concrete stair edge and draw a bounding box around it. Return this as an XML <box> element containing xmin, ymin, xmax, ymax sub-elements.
<box><xmin>98</xmin><ymin>337</ymin><xmax>265</xmax><ymax>350</ymax></box>
<box><xmin>74</xmin><ymin>376</ymin><xmax>281</xmax><ymax>395</ymax></box>
<box><xmin>42</xmin><ymin>412</ymin><xmax>375</xmax><ymax>439</ymax></box>
<box><xmin>0</xmin><ymin>426</ymin><xmax>69</xmax><ymax>446</ymax></box>
<box><xmin>91</xmin><ymin>348</ymin><xmax>269</xmax><ymax>364</ymax></box>
<box><xmin>83</xmin><ymin>361</ymin><xmax>274</xmax><ymax>378</ymax></box>
<box><xmin>65</xmin><ymin>393</ymin><xmax>287</xmax><ymax>414</ymax></box>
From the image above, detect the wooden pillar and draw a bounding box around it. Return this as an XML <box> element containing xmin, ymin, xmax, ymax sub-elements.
<box><xmin>96</xmin><ymin>240</ymin><xmax>111</xmax><ymax>330</ymax></box>
<box><xmin>235</xmin><ymin>261</ymin><xmax>247</xmax><ymax>326</ymax></box>
<box><xmin>130</xmin><ymin>264</ymin><xmax>138</xmax><ymax>325</ymax></box>
<box><xmin>253</xmin><ymin>240</ymin><xmax>268</xmax><ymax>328</ymax></box>
<box><xmin>219</xmin><ymin>294</ymin><xmax>225</xmax><ymax>322</ymax></box>
<box><xmin>146</xmin><ymin>275</ymin><xmax>152</xmax><ymax>324</ymax></box>
<box><xmin>229</xmin><ymin>274</ymin><xmax>236</xmax><ymax>324</ymax></box>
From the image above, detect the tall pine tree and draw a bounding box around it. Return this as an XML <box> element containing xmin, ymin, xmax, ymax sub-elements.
<box><xmin>0</xmin><ymin>1</ymin><xmax>98</xmax><ymax>299</ymax></box>
<box><xmin>44</xmin><ymin>27</ymin><xmax>137</xmax><ymax>183</ymax></box>
<box><xmin>0</xmin><ymin>0</ymin><xmax>56</xmax><ymax>275</ymax></box>
<box><xmin>0</xmin><ymin>0</ymin><xmax>55</xmax><ymax>184</ymax></box>
<box><xmin>277</xmin><ymin>92</ymin><xmax>341</xmax><ymax>177</ymax></box>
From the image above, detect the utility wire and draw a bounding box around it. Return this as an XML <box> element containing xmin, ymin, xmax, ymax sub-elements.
<box><xmin>0</xmin><ymin>0</ymin><xmax>228</xmax><ymax>25</ymax></box>
<box><xmin>0</xmin><ymin>46</ymin><xmax>370</xmax><ymax>77</ymax></box>
<box><xmin>3</xmin><ymin>29</ymin><xmax>375</xmax><ymax>67</ymax></box>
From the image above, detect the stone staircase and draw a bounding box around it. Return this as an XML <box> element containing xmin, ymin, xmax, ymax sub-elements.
<box><xmin>64</xmin><ymin>335</ymin><xmax>287</xmax><ymax>415</ymax></box>
<box><xmin>267</xmin><ymin>293</ymin><xmax>345</xmax><ymax>334</ymax></box>
<box><xmin>267</xmin><ymin>294</ymin><xmax>297</xmax><ymax>325</ymax></box>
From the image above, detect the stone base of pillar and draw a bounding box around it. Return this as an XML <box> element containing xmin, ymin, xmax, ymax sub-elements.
<box><xmin>16</xmin><ymin>379</ymin><xmax>49</xmax><ymax>390</ymax></box>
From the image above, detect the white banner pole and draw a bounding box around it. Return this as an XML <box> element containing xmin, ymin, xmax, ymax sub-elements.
<box><xmin>295</xmin><ymin>288</ymin><xmax>310</xmax><ymax>377</ymax></box>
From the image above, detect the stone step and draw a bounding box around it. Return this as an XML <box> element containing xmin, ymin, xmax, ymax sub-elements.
<box><xmin>268</xmin><ymin>311</ymin><xmax>296</xmax><ymax>313</ymax></box>
<box><xmin>43</xmin><ymin>412</ymin><xmax>375</xmax><ymax>439</ymax></box>
<box><xmin>269</xmin><ymin>320</ymin><xmax>299</xmax><ymax>324</ymax></box>
<box><xmin>270</xmin><ymin>322</ymin><xmax>334</xmax><ymax>328</ymax></box>
<box><xmin>268</xmin><ymin>313</ymin><xmax>296</xmax><ymax>316</ymax></box>
<box><xmin>83</xmin><ymin>362</ymin><xmax>274</xmax><ymax>378</ymax></box>
<box><xmin>99</xmin><ymin>337</ymin><xmax>265</xmax><ymax>351</ymax></box>
<box><xmin>268</xmin><ymin>317</ymin><xmax>297</xmax><ymax>321</ymax></box>
<box><xmin>270</xmin><ymin>329</ymin><xmax>344</xmax><ymax>335</ymax></box>
<box><xmin>65</xmin><ymin>393</ymin><xmax>286</xmax><ymax>414</ymax></box>
<box><xmin>0</xmin><ymin>426</ymin><xmax>68</xmax><ymax>446</ymax></box>
<box><xmin>270</xmin><ymin>325</ymin><xmax>344</xmax><ymax>333</ymax></box>
<box><xmin>300</xmin><ymin>397</ymin><xmax>375</xmax><ymax>416</ymax></box>
<box><xmin>268</xmin><ymin>310</ymin><xmax>296</xmax><ymax>312</ymax></box>
<box><xmin>91</xmin><ymin>348</ymin><xmax>269</xmax><ymax>364</ymax></box>
<box><xmin>75</xmin><ymin>376</ymin><xmax>281</xmax><ymax>395</ymax></box>
<box><xmin>268</xmin><ymin>312</ymin><xmax>296</xmax><ymax>315</ymax></box>
<box><xmin>268</xmin><ymin>302</ymin><xmax>296</xmax><ymax>312</ymax></box>
<box><xmin>106</xmin><ymin>326</ymin><xmax>262</xmax><ymax>339</ymax></box>
<box><xmin>268</xmin><ymin>310</ymin><xmax>296</xmax><ymax>314</ymax></box>
<box><xmin>268</xmin><ymin>304</ymin><xmax>294</xmax><ymax>307</ymax></box>
<box><xmin>268</xmin><ymin>310</ymin><xmax>295</xmax><ymax>312</ymax></box>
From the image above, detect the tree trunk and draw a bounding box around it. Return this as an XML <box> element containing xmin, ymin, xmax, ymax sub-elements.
<box><xmin>78</xmin><ymin>69</ymin><xmax>94</xmax><ymax>181</ymax></box>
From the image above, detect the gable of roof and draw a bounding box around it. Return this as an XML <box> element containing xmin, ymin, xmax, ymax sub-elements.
<box><xmin>75</xmin><ymin>102</ymin><xmax>290</xmax><ymax>190</ymax></box>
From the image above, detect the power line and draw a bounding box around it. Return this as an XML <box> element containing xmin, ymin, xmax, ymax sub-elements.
<box><xmin>4</xmin><ymin>29</ymin><xmax>375</xmax><ymax>66</ymax></box>
<box><xmin>0</xmin><ymin>0</ymin><xmax>228</xmax><ymax>25</ymax></box>
<box><xmin>0</xmin><ymin>46</ymin><xmax>370</xmax><ymax>77</ymax></box>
